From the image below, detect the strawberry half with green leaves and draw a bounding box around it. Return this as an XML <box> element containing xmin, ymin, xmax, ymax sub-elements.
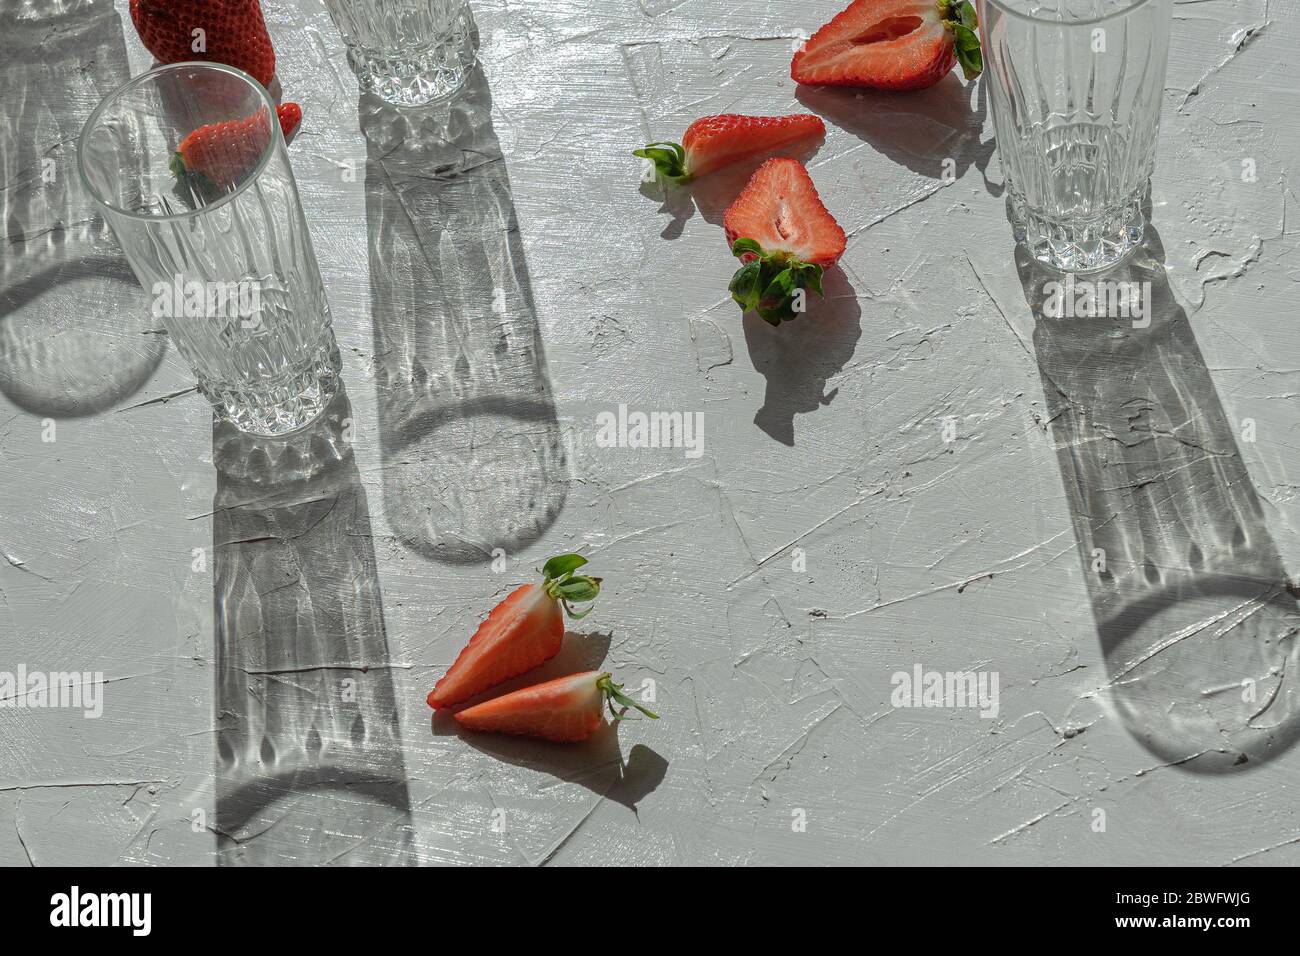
<box><xmin>635</xmin><ymin>113</ymin><xmax>826</xmax><ymax>184</ymax></box>
<box><xmin>454</xmin><ymin>671</ymin><xmax>659</xmax><ymax>742</ymax></box>
<box><xmin>723</xmin><ymin>158</ymin><xmax>846</xmax><ymax>325</ymax></box>
<box><xmin>171</xmin><ymin>102</ymin><xmax>301</xmax><ymax>196</ymax></box>
<box><xmin>130</xmin><ymin>0</ymin><xmax>277</xmax><ymax>88</ymax></box>
<box><xmin>426</xmin><ymin>554</ymin><xmax>603</xmax><ymax>711</ymax></box>
<box><xmin>791</xmin><ymin>0</ymin><xmax>982</xmax><ymax>91</ymax></box>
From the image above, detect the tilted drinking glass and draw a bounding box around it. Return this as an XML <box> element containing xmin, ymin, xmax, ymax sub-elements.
<box><xmin>78</xmin><ymin>62</ymin><xmax>342</xmax><ymax>436</ymax></box>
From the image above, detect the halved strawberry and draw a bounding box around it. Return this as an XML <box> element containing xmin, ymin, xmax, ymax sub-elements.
<box><xmin>426</xmin><ymin>554</ymin><xmax>602</xmax><ymax>711</ymax></box>
<box><xmin>454</xmin><ymin>671</ymin><xmax>658</xmax><ymax>743</ymax></box>
<box><xmin>722</xmin><ymin>158</ymin><xmax>846</xmax><ymax>325</ymax></box>
<box><xmin>635</xmin><ymin>113</ymin><xmax>826</xmax><ymax>183</ymax></box>
<box><xmin>791</xmin><ymin>0</ymin><xmax>982</xmax><ymax>91</ymax></box>
<box><xmin>171</xmin><ymin>102</ymin><xmax>302</xmax><ymax>195</ymax></box>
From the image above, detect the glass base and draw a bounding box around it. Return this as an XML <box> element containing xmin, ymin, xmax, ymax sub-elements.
<box><xmin>202</xmin><ymin>337</ymin><xmax>343</xmax><ymax>437</ymax></box>
<box><xmin>212</xmin><ymin>385</ymin><xmax>354</xmax><ymax>484</ymax></box>
<box><xmin>345</xmin><ymin>10</ymin><xmax>475</xmax><ymax>107</ymax></box>
<box><xmin>1010</xmin><ymin>193</ymin><xmax>1145</xmax><ymax>273</ymax></box>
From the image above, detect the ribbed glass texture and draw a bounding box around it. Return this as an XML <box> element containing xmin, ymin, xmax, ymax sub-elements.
<box><xmin>78</xmin><ymin>63</ymin><xmax>341</xmax><ymax>436</ymax></box>
<box><xmin>323</xmin><ymin>0</ymin><xmax>475</xmax><ymax>106</ymax></box>
<box><xmin>980</xmin><ymin>0</ymin><xmax>1172</xmax><ymax>271</ymax></box>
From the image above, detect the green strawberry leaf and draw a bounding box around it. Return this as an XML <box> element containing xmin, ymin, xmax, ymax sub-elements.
<box><xmin>540</xmin><ymin>553</ymin><xmax>603</xmax><ymax>618</ymax></box>
<box><xmin>953</xmin><ymin>24</ymin><xmax>983</xmax><ymax>81</ymax></box>
<box><xmin>633</xmin><ymin>142</ymin><xmax>689</xmax><ymax>183</ymax></box>
<box><xmin>542</xmin><ymin>552</ymin><xmax>588</xmax><ymax>580</ymax></box>
<box><xmin>557</xmin><ymin>579</ymin><xmax>600</xmax><ymax>602</ymax></box>
<box><xmin>726</xmin><ymin>240</ymin><xmax>827</xmax><ymax>325</ymax></box>
<box><xmin>801</xmin><ymin>262</ymin><xmax>825</xmax><ymax>298</ymax></box>
<box><xmin>597</xmin><ymin>674</ymin><xmax>660</xmax><ymax>721</ymax></box>
<box><xmin>940</xmin><ymin>0</ymin><xmax>982</xmax><ymax>80</ymax></box>
<box><xmin>729</xmin><ymin>259</ymin><xmax>764</xmax><ymax>312</ymax></box>
<box><xmin>759</xmin><ymin>266</ymin><xmax>797</xmax><ymax>307</ymax></box>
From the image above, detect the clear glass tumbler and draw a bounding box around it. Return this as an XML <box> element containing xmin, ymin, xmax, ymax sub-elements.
<box><xmin>78</xmin><ymin>62</ymin><xmax>342</xmax><ymax>436</ymax></box>
<box><xmin>322</xmin><ymin>0</ymin><xmax>475</xmax><ymax>107</ymax></box>
<box><xmin>979</xmin><ymin>0</ymin><xmax>1172</xmax><ymax>271</ymax></box>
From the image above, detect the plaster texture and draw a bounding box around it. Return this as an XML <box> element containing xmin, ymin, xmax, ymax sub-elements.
<box><xmin>0</xmin><ymin>0</ymin><xmax>1297</xmax><ymax>865</ymax></box>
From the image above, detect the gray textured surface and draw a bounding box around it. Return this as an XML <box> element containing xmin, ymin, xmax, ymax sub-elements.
<box><xmin>1</xmin><ymin>0</ymin><xmax>1298</xmax><ymax>865</ymax></box>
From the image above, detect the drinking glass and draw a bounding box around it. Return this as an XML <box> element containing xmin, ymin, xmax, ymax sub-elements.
<box><xmin>979</xmin><ymin>0</ymin><xmax>1173</xmax><ymax>271</ymax></box>
<box><xmin>78</xmin><ymin>62</ymin><xmax>342</xmax><ymax>436</ymax></box>
<box><xmin>322</xmin><ymin>0</ymin><xmax>475</xmax><ymax>107</ymax></box>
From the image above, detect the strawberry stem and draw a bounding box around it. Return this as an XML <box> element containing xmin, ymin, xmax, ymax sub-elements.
<box><xmin>540</xmin><ymin>553</ymin><xmax>602</xmax><ymax>619</ymax></box>
<box><xmin>939</xmin><ymin>0</ymin><xmax>983</xmax><ymax>81</ymax></box>
<box><xmin>597</xmin><ymin>674</ymin><xmax>660</xmax><ymax>721</ymax></box>
<box><xmin>633</xmin><ymin>141</ymin><xmax>690</xmax><ymax>183</ymax></box>
<box><xmin>728</xmin><ymin>238</ymin><xmax>825</xmax><ymax>325</ymax></box>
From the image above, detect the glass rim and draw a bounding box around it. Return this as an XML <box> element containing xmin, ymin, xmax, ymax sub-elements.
<box><xmin>979</xmin><ymin>0</ymin><xmax>1158</xmax><ymax>27</ymax></box>
<box><xmin>77</xmin><ymin>61</ymin><xmax>279</xmax><ymax>224</ymax></box>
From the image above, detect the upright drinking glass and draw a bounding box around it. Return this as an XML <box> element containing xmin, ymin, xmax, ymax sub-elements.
<box><xmin>322</xmin><ymin>0</ymin><xmax>475</xmax><ymax>107</ymax></box>
<box><xmin>78</xmin><ymin>62</ymin><xmax>342</xmax><ymax>436</ymax></box>
<box><xmin>979</xmin><ymin>0</ymin><xmax>1172</xmax><ymax>271</ymax></box>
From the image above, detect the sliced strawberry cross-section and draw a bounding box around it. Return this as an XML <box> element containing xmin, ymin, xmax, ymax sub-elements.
<box><xmin>723</xmin><ymin>158</ymin><xmax>847</xmax><ymax>325</ymax></box>
<box><xmin>635</xmin><ymin>113</ymin><xmax>826</xmax><ymax>183</ymax></box>
<box><xmin>791</xmin><ymin>0</ymin><xmax>982</xmax><ymax>91</ymax></box>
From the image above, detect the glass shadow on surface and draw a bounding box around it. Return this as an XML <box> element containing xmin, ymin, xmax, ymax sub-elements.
<box><xmin>1018</xmin><ymin>223</ymin><xmax>1300</xmax><ymax>771</ymax></box>
<box><xmin>360</xmin><ymin>59</ymin><xmax>568</xmax><ymax>564</ymax></box>
<box><xmin>211</xmin><ymin>387</ymin><xmax>415</xmax><ymax>864</ymax></box>
<box><xmin>0</xmin><ymin>0</ymin><xmax>165</xmax><ymax>417</ymax></box>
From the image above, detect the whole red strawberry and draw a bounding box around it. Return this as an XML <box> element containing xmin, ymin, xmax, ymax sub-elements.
<box><xmin>130</xmin><ymin>0</ymin><xmax>276</xmax><ymax>88</ymax></box>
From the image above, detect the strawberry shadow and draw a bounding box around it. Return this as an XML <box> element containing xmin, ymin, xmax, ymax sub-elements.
<box><xmin>430</xmin><ymin>629</ymin><xmax>669</xmax><ymax>810</ymax></box>
<box><xmin>795</xmin><ymin>74</ymin><xmax>999</xmax><ymax>194</ymax></box>
<box><xmin>741</xmin><ymin>268</ymin><xmax>863</xmax><ymax>447</ymax></box>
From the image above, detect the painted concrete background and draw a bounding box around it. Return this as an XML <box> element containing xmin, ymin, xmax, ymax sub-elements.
<box><xmin>0</xmin><ymin>0</ymin><xmax>1297</xmax><ymax>865</ymax></box>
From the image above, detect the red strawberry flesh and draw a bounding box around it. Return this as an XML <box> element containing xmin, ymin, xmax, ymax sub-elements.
<box><xmin>425</xmin><ymin>553</ymin><xmax>602</xmax><ymax>711</ymax></box>
<box><xmin>635</xmin><ymin>113</ymin><xmax>825</xmax><ymax>183</ymax></box>
<box><xmin>792</xmin><ymin>0</ymin><xmax>975</xmax><ymax>91</ymax></box>
<box><xmin>724</xmin><ymin>158</ymin><xmax>846</xmax><ymax>269</ymax></box>
<box><xmin>453</xmin><ymin>671</ymin><xmax>659</xmax><ymax>743</ymax></box>
<box><xmin>681</xmin><ymin>113</ymin><xmax>825</xmax><ymax>179</ymax></box>
<box><xmin>426</xmin><ymin>583</ymin><xmax>563</xmax><ymax>710</ymax></box>
<box><xmin>454</xmin><ymin>671</ymin><xmax>608</xmax><ymax>742</ymax></box>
